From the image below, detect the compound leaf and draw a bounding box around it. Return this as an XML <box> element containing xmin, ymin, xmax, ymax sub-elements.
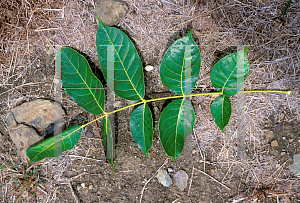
<box><xmin>26</xmin><ymin>125</ymin><xmax>82</xmax><ymax>162</ymax></box>
<box><xmin>130</xmin><ymin>104</ymin><xmax>153</xmax><ymax>157</ymax></box>
<box><xmin>211</xmin><ymin>96</ymin><xmax>232</xmax><ymax>132</ymax></box>
<box><xmin>101</xmin><ymin>117</ymin><xmax>114</xmax><ymax>168</ymax></box>
<box><xmin>159</xmin><ymin>99</ymin><xmax>195</xmax><ymax>161</ymax></box>
<box><xmin>96</xmin><ymin>18</ymin><xmax>145</xmax><ymax>101</ymax></box>
<box><xmin>210</xmin><ymin>47</ymin><xmax>250</xmax><ymax>96</ymax></box>
<box><xmin>160</xmin><ymin>29</ymin><xmax>201</xmax><ymax>95</ymax></box>
<box><xmin>60</xmin><ymin>47</ymin><xmax>105</xmax><ymax>115</ymax></box>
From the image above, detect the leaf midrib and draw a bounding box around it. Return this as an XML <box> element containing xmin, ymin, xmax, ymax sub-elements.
<box><xmin>30</xmin><ymin>126</ymin><xmax>81</xmax><ymax>162</ymax></box>
<box><xmin>101</xmin><ymin>24</ymin><xmax>143</xmax><ymax>101</ymax></box>
<box><xmin>223</xmin><ymin>51</ymin><xmax>244</xmax><ymax>91</ymax></box>
<box><xmin>62</xmin><ymin>48</ymin><xmax>105</xmax><ymax>114</ymax></box>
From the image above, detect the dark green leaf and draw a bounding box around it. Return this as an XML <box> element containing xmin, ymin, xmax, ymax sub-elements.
<box><xmin>211</xmin><ymin>96</ymin><xmax>232</xmax><ymax>132</ymax></box>
<box><xmin>101</xmin><ymin>118</ymin><xmax>114</xmax><ymax>168</ymax></box>
<box><xmin>60</xmin><ymin>47</ymin><xmax>105</xmax><ymax>115</ymax></box>
<box><xmin>210</xmin><ymin>47</ymin><xmax>250</xmax><ymax>96</ymax></box>
<box><xmin>96</xmin><ymin>18</ymin><xmax>145</xmax><ymax>101</ymax></box>
<box><xmin>26</xmin><ymin>125</ymin><xmax>82</xmax><ymax>162</ymax></box>
<box><xmin>130</xmin><ymin>104</ymin><xmax>153</xmax><ymax>157</ymax></box>
<box><xmin>160</xmin><ymin>29</ymin><xmax>201</xmax><ymax>95</ymax></box>
<box><xmin>159</xmin><ymin>99</ymin><xmax>195</xmax><ymax>161</ymax></box>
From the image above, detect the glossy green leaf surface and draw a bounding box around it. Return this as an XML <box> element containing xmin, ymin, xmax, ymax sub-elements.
<box><xmin>26</xmin><ymin>125</ymin><xmax>82</xmax><ymax>162</ymax></box>
<box><xmin>159</xmin><ymin>99</ymin><xmax>195</xmax><ymax>161</ymax></box>
<box><xmin>210</xmin><ymin>48</ymin><xmax>250</xmax><ymax>96</ymax></box>
<box><xmin>60</xmin><ymin>47</ymin><xmax>105</xmax><ymax>115</ymax></box>
<box><xmin>160</xmin><ymin>29</ymin><xmax>201</xmax><ymax>95</ymax></box>
<box><xmin>130</xmin><ymin>104</ymin><xmax>153</xmax><ymax>157</ymax></box>
<box><xmin>101</xmin><ymin>118</ymin><xmax>114</xmax><ymax>168</ymax></box>
<box><xmin>211</xmin><ymin>96</ymin><xmax>232</xmax><ymax>132</ymax></box>
<box><xmin>96</xmin><ymin>18</ymin><xmax>145</xmax><ymax>101</ymax></box>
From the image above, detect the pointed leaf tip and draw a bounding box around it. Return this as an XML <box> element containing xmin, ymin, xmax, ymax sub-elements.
<box><xmin>211</xmin><ymin>96</ymin><xmax>232</xmax><ymax>132</ymax></box>
<box><xmin>159</xmin><ymin>99</ymin><xmax>195</xmax><ymax>160</ymax></box>
<box><xmin>26</xmin><ymin>125</ymin><xmax>82</xmax><ymax>162</ymax></box>
<box><xmin>130</xmin><ymin>104</ymin><xmax>153</xmax><ymax>156</ymax></box>
<box><xmin>96</xmin><ymin>19</ymin><xmax>145</xmax><ymax>101</ymax></box>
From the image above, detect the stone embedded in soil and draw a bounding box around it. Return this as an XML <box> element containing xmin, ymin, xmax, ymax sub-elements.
<box><xmin>290</xmin><ymin>153</ymin><xmax>300</xmax><ymax>176</ymax></box>
<box><xmin>271</xmin><ymin>140</ymin><xmax>278</xmax><ymax>147</ymax></box>
<box><xmin>173</xmin><ymin>170</ymin><xmax>188</xmax><ymax>191</ymax></box>
<box><xmin>6</xmin><ymin>99</ymin><xmax>66</xmax><ymax>161</ymax></box>
<box><xmin>156</xmin><ymin>169</ymin><xmax>172</xmax><ymax>187</ymax></box>
<box><xmin>85</xmin><ymin>130</ymin><xmax>94</xmax><ymax>138</ymax></box>
<box><xmin>95</xmin><ymin>0</ymin><xmax>128</xmax><ymax>26</ymax></box>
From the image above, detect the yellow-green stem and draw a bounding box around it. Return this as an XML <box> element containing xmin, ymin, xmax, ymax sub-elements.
<box><xmin>80</xmin><ymin>89</ymin><xmax>291</xmax><ymax>130</ymax></box>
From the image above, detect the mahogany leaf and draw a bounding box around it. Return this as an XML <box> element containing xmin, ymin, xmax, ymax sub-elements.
<box><xmin>96</xmin><ymin>18</ymin><xmax>145</xmax><ymax>101</ymax></box>
<box><xmin>211</xmin><ymin>96</ymin><xmax>232</xmax><ymax>132</ymax></box>
<box><xmin>210</xmin><ymin>47</ymin><xmax>250</xmax><ymax>96</ymax></box>
<box><xmin>60</xmin><ymin>47</ymin><xmax>105</xmax><ymax>115</ymax></box>
<box><xmin>130</xmin><ymin>104</ymin><xmax>153</xmax><ymax>157</ymax></box>
<box><xmin>159</xmin><ymin>99</ymin><xmax>195</xmax><ymax>161</ymax></box>
<box><xmin>26</xmin><ymin>126</ymin><xmax>82</xmax><ymax>162</ymax></box>
<box><xmin>160</xmin><ymin>29</ymin><xmax>201</xmax><ymax>95</ymax></box>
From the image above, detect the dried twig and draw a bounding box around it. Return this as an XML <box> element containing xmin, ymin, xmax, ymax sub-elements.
<box><xmin>140</xmin><ymin>159</ymin><xmax>169</xmax><ymax>203</ymax></box>
<box><xmin>194</xmin><ymin>168</ymin><xmax>231</xmax><ymax>191</ymax></box>
<box><xmin>187</xmin><ymin>166</ymin><xmax>194</xmax><ymax>196</ymax></box>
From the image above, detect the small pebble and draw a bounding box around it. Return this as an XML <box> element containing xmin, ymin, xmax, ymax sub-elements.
<box><xmin>85</xmin><ymin>130</ymin><xmax>94</xmax><ymax>138</ymax></box>
<box><xmin>173</xmin><ymin>170</ymin><xmax>188</xmax><ymax>191</ymax></box>
<box><xmin>156</xmin><ymin>169</ymin><xmax>172</xmax><ymax>187</ymax></box>
<box><xmin>281</xmin><ymin>152</ymin><xmax>286</xmax><ymax>155</ymax></box>
<box><xmin>145</xmin><ymin>65</ymin><xmax>154</xmax><ymax>71</ymax></box>
<box><xmin>89</xmin><ymin>184</ymin><xmax>93</xmax><ymax>190</ymax></box>
<box><xmin>81</xmin><ymin>183</ymin><xmax>85</xmax><ymax>188</ymax></box>
<box><xmin>167</xmin><ymin>168</ymin><xmax>173</xmax><ymax>173</ymax></box>
<box><xmin>271</xmin><ymin>140</ymin><xmax>278</xmax><ymax>147</ymax></box>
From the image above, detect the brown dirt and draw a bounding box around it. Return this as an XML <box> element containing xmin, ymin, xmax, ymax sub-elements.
<box><xmin>1</xmin><ymin>0</ymin><xmax>300</xmax><ymax>202</ymax></box>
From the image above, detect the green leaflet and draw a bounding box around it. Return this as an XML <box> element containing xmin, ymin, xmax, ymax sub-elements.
<box><xmin>96</xmin><ymin>18</ymin><xmax>145</xmax><ymax>101</ymax></box>
<box><xmin>211</xmin><ymin>96</ymin><xmax>232</xmax><ymax>132</ymax></box>
<box><xmin>160</xmin><ymin>29</ymin><xmax>201</xmax><ymax>95</ymax></box>
<box><xmin>210</xmin><ymin>47</ymin><xmax>250</xmax><ymax>96</ymax></box>
<box><xmin>130</xmin><ymin>104</ymin><xmax>153</xmax><ymax>157</ymax></box>
<box><xmin>26</xmin><ymin>125</ymin><xmax>82</xmax><ymax>162</ymax></box>
<box><xmin>60</xmin><ymin>47</ymin><xmax>105</xmax><ymax>115</ymax></box>
<box><xmin>159</xmin><ymin>99</ymin><xmax>195</xmax><ymax>161</ymax></box>
<box><xmin>101</xmin><ymin>118</ymin><xmax>114</xmax><ymax>168</ymax></box>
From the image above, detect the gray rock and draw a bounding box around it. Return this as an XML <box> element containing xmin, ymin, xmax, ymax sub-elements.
<box><xmin>95</xmin><ymin>0</ymin><xmax>128</xmax><ymax>26</ymax></box>
<box><xmin>85</xmin><ymin>130</ymin><xmax>94</xmax><ymax>138</ymax></box>
<box><xmin>290</xmin><ymin>153</ymin><xmax>300</xmax><ymax>176</ymax></box>
<box><xmin>156</xmin><ymin>169</ymin><xmax>172</xmax><ymax>187</ymax></box>
<box><xmin>6</xmin><ymin>99</ymin><xmax>66</xmax><ymax>161</ymax></box>
<box><xmin>173</xmin><ymin>170</ymin><xmax>188</xmax><ymax>191</ymax></box>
